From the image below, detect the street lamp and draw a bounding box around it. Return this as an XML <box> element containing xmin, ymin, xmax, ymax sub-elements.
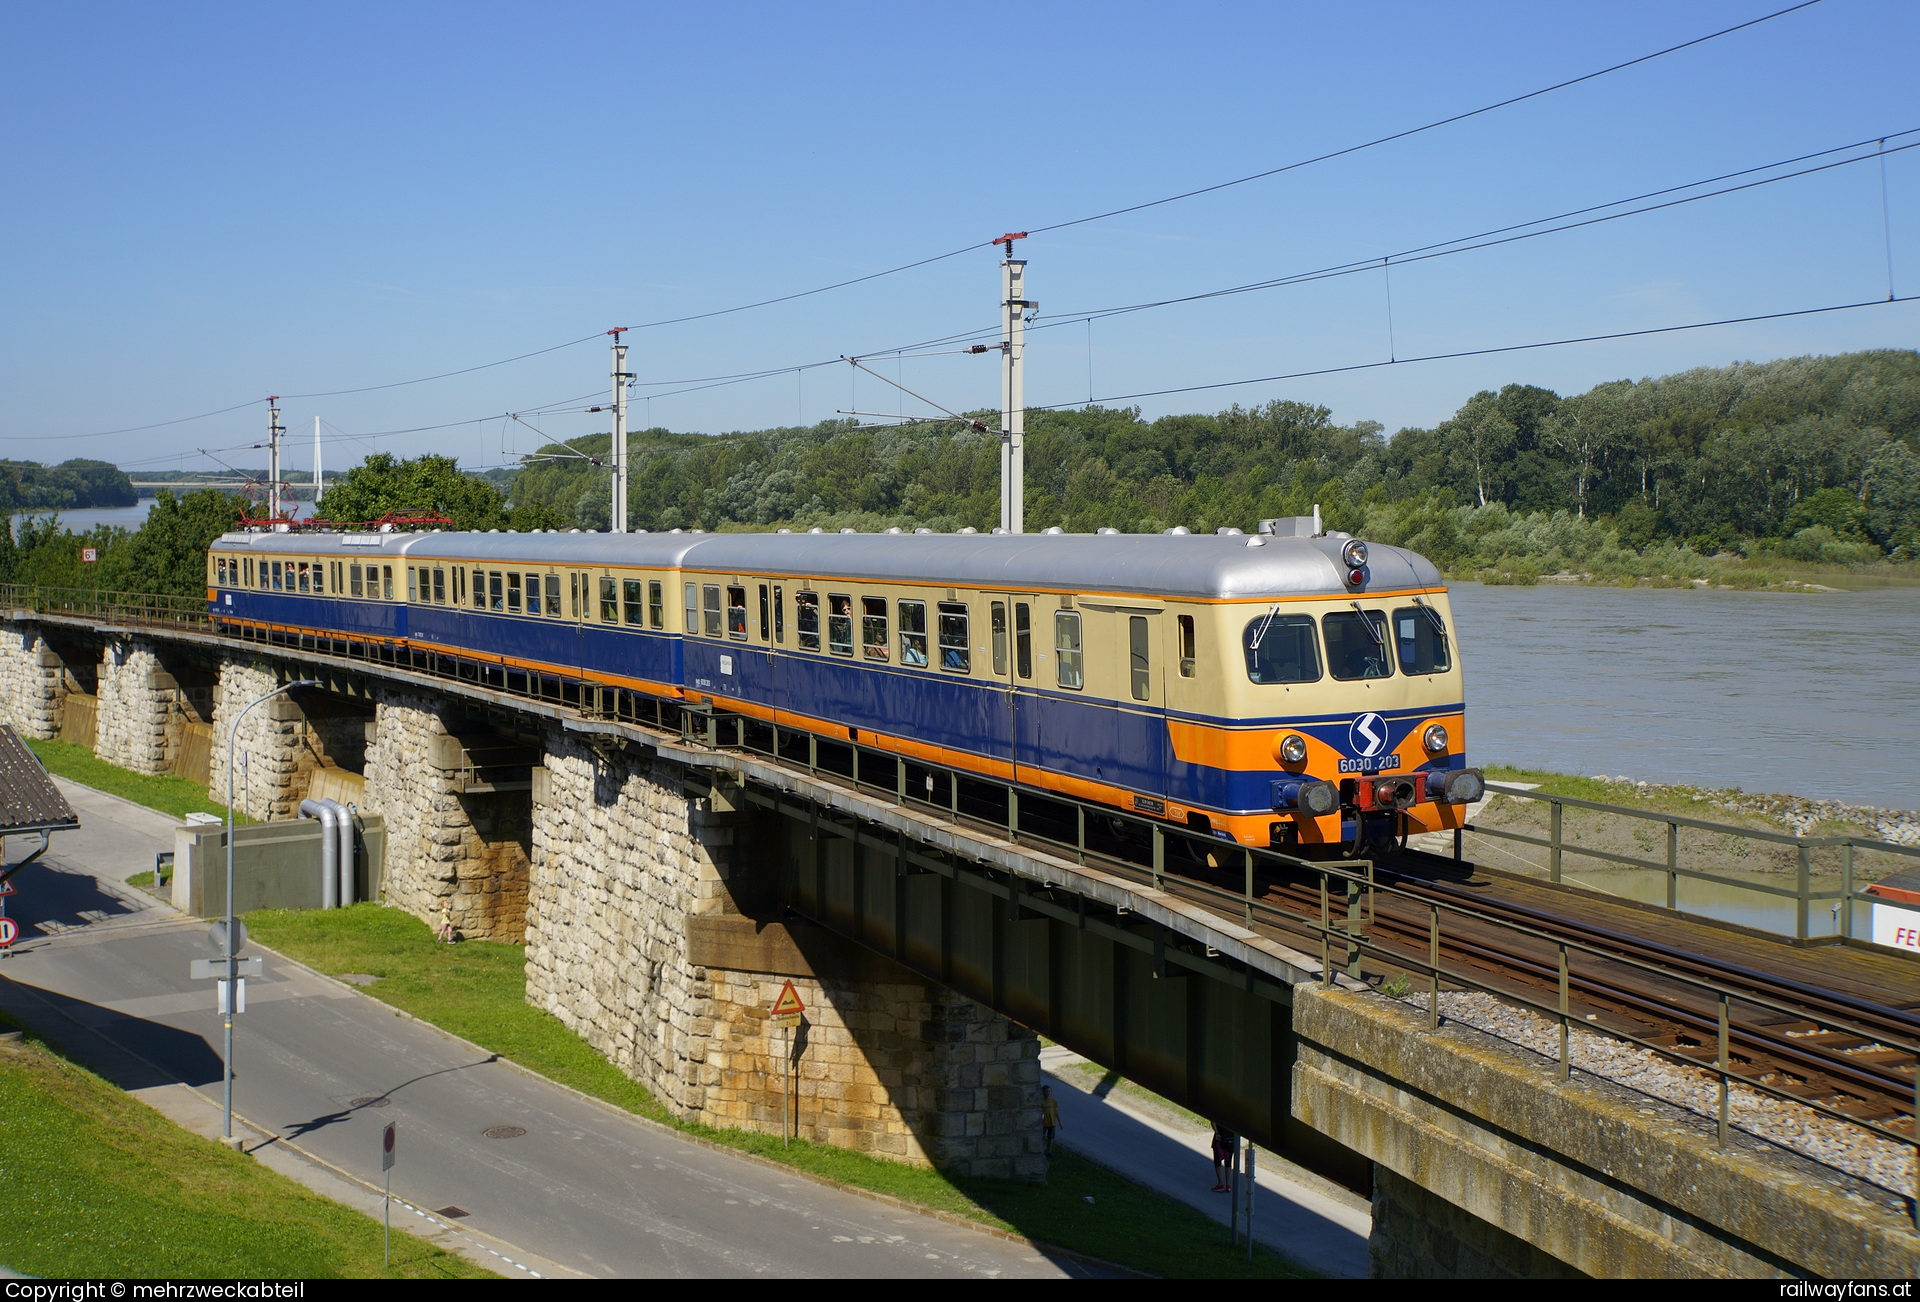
<box><xmin>220</xmin><ymin>677</ymin><xmax>319</xmax><ymax>1145</ymax></box>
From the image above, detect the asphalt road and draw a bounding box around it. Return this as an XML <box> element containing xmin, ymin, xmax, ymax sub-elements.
<box><xmin>0</xmin><ymin>781</ymin><xmax>1083</xmax><ymax>1279</ymax></box>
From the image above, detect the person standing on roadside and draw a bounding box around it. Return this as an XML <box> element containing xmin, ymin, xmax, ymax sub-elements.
<box><xmin>1211</xmin><ymin>1123</ymin><xmax>1237</xmax><ymax>1192</ymax></box>
<box><xmin>1040</xmin><ymin>1085</ymin><xmax>1061</xmax><ymax>1157</ymax></box>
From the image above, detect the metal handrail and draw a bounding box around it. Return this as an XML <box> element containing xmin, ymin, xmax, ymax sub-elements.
<box><xmin>1475</xmin><ymin>781</ymin><xmax>1920</xmax><ymax>941</ymax></box>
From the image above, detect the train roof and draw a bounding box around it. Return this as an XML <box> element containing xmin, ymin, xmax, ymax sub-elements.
<box><xmin>213</xmin><ymin>528</ymin><xmax>1444</xmax><ymax>600</ymax></box>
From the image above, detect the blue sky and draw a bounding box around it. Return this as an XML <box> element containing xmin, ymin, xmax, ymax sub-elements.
<box><xmin>3</xmin><ymin>1</ymin><xmax>1916</xmax><ymax>476</ymax></box>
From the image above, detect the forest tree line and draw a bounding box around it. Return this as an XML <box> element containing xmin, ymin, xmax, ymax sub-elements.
<box><xmin>505</xmin><ymin>349</ymin><xmax>1920</xmax><ymax>574</ymax></box>
<box><xmin>6</xmin><ymin>350</ymin><xmax>1916</xmax><ymax>599</ymax></box>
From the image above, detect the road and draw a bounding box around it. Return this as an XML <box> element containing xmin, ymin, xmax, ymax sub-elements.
<box><xmin>0</xmin><ymin>780</ymin><xmax>1084</xmax><ymax>1279</ymax></box>
<box><xmin>1040</xmin><ymin>1046</ymin><xmax>1371</xmax><ymax>1278</ymax></box>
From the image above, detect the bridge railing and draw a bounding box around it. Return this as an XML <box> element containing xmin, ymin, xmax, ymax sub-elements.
<box><xmin>0</xmin><ymin>584</ymin><xmax>210</xmax><ymax>629</ymax></box>
<box><xmin>1472</xmin><ymin>782</ymin><xmax>1920</xmax><ymax>942</ymax></box>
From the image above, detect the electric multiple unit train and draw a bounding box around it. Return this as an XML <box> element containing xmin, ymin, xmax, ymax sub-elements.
<box><xmin>207</xmin><ymin>519</ymin><xmax>1483</xmax><ymax>851</ymax></box>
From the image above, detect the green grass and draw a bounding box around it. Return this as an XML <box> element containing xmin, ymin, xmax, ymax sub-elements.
<box><xmin>247</xmin><ymin>903</ymin><xmax>1310</xmax><ymax>1278</ymax></box>
<box><xmin>0</xmin><ymin>1019</ymin><xmax>494</xmax><ymax>1279</ymax></box>
<box><xmin>25</xmin><ymin>736</ymin><xmax>243</xmax><ymax>823</ymax></box>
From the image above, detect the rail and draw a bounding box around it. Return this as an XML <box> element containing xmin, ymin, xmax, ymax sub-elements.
<box><xmin>1472</xmin><ymin>781</ymin><xmax>1920</xmax><ymax>942</ymax></box>
<box><xmin>10</xmin><ymin>582</ymin><xmax>1918</xmax><ymax>1215</ymax></box>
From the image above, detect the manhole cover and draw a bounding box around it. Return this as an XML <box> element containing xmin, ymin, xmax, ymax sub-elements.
<box><xmin>482</xmin><ymin>1125</ymin><xmax>526</xmax><ymax>1139</ymax></box>
<box><xmin>348</xmin><ymin>1097</ymin><xmax>392</xmax><ymax>1109</ymax></box>
<box><xmin>433</xmin><ymin>1206</ymin><xmax>470</xmax><ymax>1219</ymax></box>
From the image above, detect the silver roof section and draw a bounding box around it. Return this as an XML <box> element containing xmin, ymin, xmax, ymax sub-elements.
<box><xmin>212</xmin><ymin>530</ymin><xmax>1443</xmax><ymax>600</ymax></box>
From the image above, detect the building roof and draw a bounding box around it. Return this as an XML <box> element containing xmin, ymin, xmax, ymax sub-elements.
<box><xmin>0</xmin><ymin>724</ymin><xmax>79</xmax><ymax>833</ymax></box>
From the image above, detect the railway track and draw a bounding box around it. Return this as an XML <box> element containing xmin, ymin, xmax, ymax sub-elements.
<box><xmin>866</xmin><ymin>776</ymin><xmax>1920</xmax><ymax>1141</ymax></box>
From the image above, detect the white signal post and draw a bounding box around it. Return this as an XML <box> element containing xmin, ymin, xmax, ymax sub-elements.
<box><xmin>609</xmin><ymin>328</ymin><xmax>631</xmax><ymax>533</ymax></box>
<box><xmin>997</xmin><ymin>234</ymin><xmax>1032</xmax><ymax>534</ymax></box>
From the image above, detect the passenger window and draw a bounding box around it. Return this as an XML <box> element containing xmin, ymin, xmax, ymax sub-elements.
<box><xmin>1394</xmin><ymin>605</ymin><xmax>1452</xmax><ymax>674</ymax></box>
<box><xmin>684</xmin><ymin>583</ymin><xmax>697</xmax><ymax>632</ymax></box>
<box><xmin>507</xmin><ymin>572</ymin><xmax>522</xmax><ymax>613</ymax></box>
<box><xmin>544</xmin><ymin>573</ymin><xmax>560</xmax><ymax>616</ymax></box>
<box><xmin>899</xmin><ymin>600</ymin><xmax>928</xmax><ymax>666</ymax></box>
<box><xmin>1244</xmin><ymin>613</ymin><xmax>1322</xmax><ymax>684</ymax></box>
<box><xmin>758</xmin><ymin>585</ymin><xmax>770</xmax><ymax>641</ymax></box>
<box><xmin>649</xmin><ymin>580</ymin><xmax>664</xmax><ymax>629</ymax></box>
<box><xmin>487</xmin><ymin>571</ymin><xmax>503</xmax><ymax>611</ymax></box>
<box><xmin>773</xmin><ymin>586</ymin><xmax>784</xmax><ymax>643</ymax></box>
<box><xmin>861</xmin><ymin>596</ymin><xmax>888</xmax><ymax>660</ymax></box>
<box><xmin>1177</xmin><ymin>614</ymin><xmax>1196</xmax><ymax>677</ymax></box>
<box><xmin>1054</xmin><ymin>611</ymin><xmax>1083</xmax><ymax>689</ymax></box>
<box><xmin>624</xmin><ymin>579</ymin><xmax>644</xmax><ymax>625</ymax></box>
<box><xmin>991</xmin><ymin>602</ymin><xmax>1008</xmax><ymax>674</ymax></box>
<box><xmin>827</xmin><ymin>594</ymin><xmax>853</xmax><ymax>655</ymax></box>
<box><xmin>938</xmin><ymin>602</ymin><xmax>970</xmax><ymax>672</ymax></box>
<box><xmin>435</xmin><ymin>568</ymin><xmax>448</xmax><ymax>605</ymax></box>
<box><xmin>405</xmin><ymin>567</ymin><xmax>416</xmax><ymax>602</ymax></box>
<box><xmin>728</xmin><ymin>586</ymin><xmax>749</xmax><ymax>641</ymax></box>
<box><xmin>526</xmin><ymin>574</ymin><xmax>541</xmax><ymax>615</ymax></box>
<box><xmin>1129</xmin><ymin>616</ymin><xmax>1150</xmax><ymax>701</ymax></box>
<box><xmin>245</xmin><ymin>558</ymin><xmax>254</xmax><ymax>586</ymax></box>
<box><xmin>298</xmin><ymin>563</ymin><xmax>310</xmax><ymax>593</ymax></box>
<box><xmin>312</xmin><ymin>564</ymin><xmax>325</xmax><ymax>595</ymax></box>
<box><xmin>453</xmin><ymin>568</ymin><xmax>465</xmax><ymax>604</ymax></box>
<box><xmin>601</xmin><ymin>576</ymin><xmax>619</xmax><ymax>623</ymax></box>
<box><xmin>703</xmin><ymin>584</ymin><xmax>723</xmax><ymax>637</ymax></box>
<box><xmin>1014</xmin><ymin>603</ymin><xmax>1032</xmax><ymax>679</ymax></box>
<box><xmin>472</xmin><ymin>569</ymin><xmax>485</xmax><ymax>609</ymax></box>
<box><xmin>383</xmin><ymin>566</ymin><xmax>394</xmax><ymax>600</ymax></box>
<box><xmin>796</xmin><ymin>591</ymin><xmax>820</xmax><ymax>650</ymax></box>
<box><xmin>1323</xmin><ymin>610</ymin><xmax>1392</xmax><ymax>681</ymax></box>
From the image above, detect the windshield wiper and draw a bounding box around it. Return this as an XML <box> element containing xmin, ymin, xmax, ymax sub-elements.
<box><xmin>1349</xmin><ymin>601</ymin><xmax>1385</xmax><ymax>646</ymax></box>
<box><xmin>1248</xmin><ymin>603</ymin><xmax>1280</xmax><ymax>649</ymax></box>
<box><xmin>1412</xmin><ymin>596</ymin><xmax>1448</xmax><ymax>639</ymax></box>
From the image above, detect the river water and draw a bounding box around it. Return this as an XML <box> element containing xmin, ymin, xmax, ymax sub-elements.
<box><xmin>1450</xmin><ymin>581</ymin><xmax>1920</xmax><ymax>811</ymax></box>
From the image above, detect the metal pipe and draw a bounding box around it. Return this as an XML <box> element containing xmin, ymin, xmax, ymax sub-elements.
<box><xmin>298</xmin><ymin>799</ymin><xmax>339</xmax><ymax>910</ymax></box>
<box><xmin>323</xmin><ymin>799</ymin><xmax>355</xmax><ymax>906</ymax></box>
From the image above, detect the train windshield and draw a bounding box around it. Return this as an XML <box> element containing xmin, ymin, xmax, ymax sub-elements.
<box><xmin>1394</xmin><ymin>604</ymin><xmax>1451</xmax><ymax>674</ymax></box>
<box><xmin>1323</xmin><ymin>610</ymin><xmax>1392</xmax><ymax>680</ymax></box>
<box><xmin>1243</xmin><ymin>614</ymin><xmax>1321</xmax><ymax>684</ymax></box>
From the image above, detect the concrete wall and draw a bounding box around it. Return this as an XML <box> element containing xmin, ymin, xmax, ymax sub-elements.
<box><xmin>172</xmin><ymin>814</ymin><xmax>387</xmax><ymax>917</ymax></box>
<box><xmin>1291</xmin><ymin>984</ymin><xmax>1920</xmax><ymax>1279</ymax></box>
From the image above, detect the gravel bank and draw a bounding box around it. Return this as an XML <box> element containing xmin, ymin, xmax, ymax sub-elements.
<box><xmin>1397</xmin><ymin>989</ymin><xmax>1916</xmax><ymax>1209</ymax></box>
<box><xmin>1582</xmin><ymin>777</ymin><xmax>1920</xmax><ymax>846</ymax></box>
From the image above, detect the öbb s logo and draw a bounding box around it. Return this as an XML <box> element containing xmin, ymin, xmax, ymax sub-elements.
<box><xmin>1348</xmin><ymin>713</ymin><xmax>1388</xmax><ymax>758</ymax></box>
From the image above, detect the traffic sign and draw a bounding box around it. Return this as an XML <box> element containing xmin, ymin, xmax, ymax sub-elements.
<box><xmin>0</xmin><ymin>918</ymin><xmax>15</xmax><ymax>946</ymax></box>
<box><xmin>382</xmin><ymin>1122</ymin><xmax>396</xmax><ymax>1172</ymax></box>
<box><xmin>769</xmin><ymin>980</ymin><xmax>805</xmax><ymax>1018</ymax></box>
<box><xmin>207</xmin><ymin>919</ymin><xmax>248</xmax><ymax>954</ymax></box>
<box><xmin>0</xmin><ymin>879</ymin><xmax>16</xmax><ymax>897</ymax></box>
<box><xmin>191</xmin><ymin>957</ymin><xmax>262</xmax><ymax>979</ymax></box>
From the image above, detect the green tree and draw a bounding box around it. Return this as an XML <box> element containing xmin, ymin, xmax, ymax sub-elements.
<box><xmin>318</xmin><ymin>454</ymin><xmax>561</xmax><ymax>531</ymax></box>
<box><xmin>101</xmin><ymin>489</ymin><xmax>245</xmax><ymax>597</ymax></box>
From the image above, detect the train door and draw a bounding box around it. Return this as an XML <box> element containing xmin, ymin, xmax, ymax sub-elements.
<box><xmin>999</xmin><ymin>594</ymin><xmax>1041</xmax><ymax>784</ymax></box>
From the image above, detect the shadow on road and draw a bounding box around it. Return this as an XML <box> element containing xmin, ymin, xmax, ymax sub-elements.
<box><xmin>0</xmin><ymin>975</ymin><xmax>223</xmax><ymax>1090</ymax></box>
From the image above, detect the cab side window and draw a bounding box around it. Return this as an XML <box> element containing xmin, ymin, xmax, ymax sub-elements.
<box><xmin>1393</xmin><ymin>605</ymin><xmax>1451</xmax><ymax>674</ymax></box>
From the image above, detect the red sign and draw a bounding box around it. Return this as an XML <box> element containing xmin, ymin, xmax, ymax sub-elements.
<box><xmin>0</xmin><ymin>879</ymin><xmax>15</xmax><ymax>896</ymax></box>
<box><xmin>769</xmin><ymin>980</ymin><xmax>805</xmax><ymax>1018</ymax></box>
<box><xmin>0</xmin><ymin>918</ymin><xmax>17</xmax><ymax>946</ymax></box>
<box><xmin>81</xmin><ymin>548</ymin><xmax>99</xmax><ymax>563</ymax></box>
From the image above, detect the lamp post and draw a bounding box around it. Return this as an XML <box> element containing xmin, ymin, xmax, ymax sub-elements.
<box><xmin>221</xmin><ymin>678</ymin><xmax>319</xmax><ymax>1144</ymax></box>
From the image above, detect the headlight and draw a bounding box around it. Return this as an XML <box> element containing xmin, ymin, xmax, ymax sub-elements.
<box><xmin>1278</xmin><ymin>733</ymin><xmax>1308</xmax><ymax>764</ymax></box>
<box><xmin>1423</xmin><ymin>723</ymin><xmax>1449</xmax><ymax>754</ymax></box>
<box><xmin>1340</xmin><ymin>539</ymin><xmax>1369</xmax><ymax>569</ymax></box>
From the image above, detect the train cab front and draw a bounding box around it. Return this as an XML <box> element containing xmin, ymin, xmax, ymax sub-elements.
<box><xmin>1264</xmin><ymin>715</ymin><xmax>1484</xmax><ymax>855</ymax></box>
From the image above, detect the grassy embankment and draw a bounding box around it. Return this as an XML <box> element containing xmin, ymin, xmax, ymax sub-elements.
<box><xmin>25</xmin><ymin>735</ymin><xmax>242</xmax><ymax>823</ymax></box>
<box><xmin>246</xmin><ymin>904</ymin><xmax>1308</xmax><ymax>1279</ymax></box>
<box><xmin>0</xmin><ymin>1019</ymin><xmax>494</xmax><ymax>1279</ymax></box>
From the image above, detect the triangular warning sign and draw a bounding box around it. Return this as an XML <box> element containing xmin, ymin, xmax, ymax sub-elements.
<box><xmin>769</xmin><ymin>980</ymin><xmax>805</xmax><ymax>1017</ymax></box>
